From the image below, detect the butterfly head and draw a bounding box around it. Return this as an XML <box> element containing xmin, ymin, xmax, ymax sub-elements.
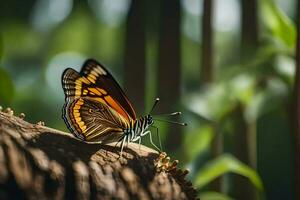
<box><xmin>146</xmin><ymin>115</ymin><xmax>154</xmax><ymax>126</ymax></box>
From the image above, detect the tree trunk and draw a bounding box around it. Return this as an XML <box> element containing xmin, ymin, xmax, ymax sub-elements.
<box><xmin>201</xmin><ymin>0</ymin><xmax>223</xmax><ymax>192</ymax></box>
<box><xmin>0</xmin><ymin>109</ymin><xmax>198</xmax><ymax>200</ymax></box>
<box><xmin>157</xmin><ymin>0</ymin><xmax>182</xmax><ymax>155</ymax></box>
<box><xmin>124</xmin><ymin>0</ymin><xmax>146</xmax><ymax>114</ymax></box>
<box><xmin>0</xmin><ymin>0</ymin><xmax>36</xmax><ymax>21</ymax></box>
<box><xmin>232</xmin><ymin>104</ymin><xmax>254</xmax><ymax>200</ymax></box>
<box><xmin>240</xmin><ymin>0</ymin><xmax>259</xmax><ymax>60</ymax></box>
<box><xmin>231</xmin><ymin>0</ymin><xmax>259</xmax><ymax>199</ymax></box>
<box><xmin>201</xmin><ymin>0</ymin><xmax>214</xmax><ymax>83</ymax></box>
<box><xmin>292</xmin><ymin>0</ymin><xmax>300</xmax><ymax>199</ymax></box>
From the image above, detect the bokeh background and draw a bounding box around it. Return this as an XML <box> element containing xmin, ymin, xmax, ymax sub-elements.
<box><xmin>0</xmin><ymin>0</ymin><xmax>299</xmax><ymax>199</ymax></box>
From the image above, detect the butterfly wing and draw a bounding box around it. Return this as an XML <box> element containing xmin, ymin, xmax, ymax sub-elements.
<box><xmin>61</xmin><ymin>60</ymin><xmax>136</xmax><ymax>142</ymax></box>
<box><xmin>80</xmin><ymin>59</ymin><xmax>137</xmax><ymax>121</ymax></box>
<box><xmin>63</xmin><ymin>97</ymin><xmax>127</xmax><ymax>142</ymax></box>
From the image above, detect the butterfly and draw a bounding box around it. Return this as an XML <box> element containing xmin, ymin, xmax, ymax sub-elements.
<box><xmin>61</xmin><ymin>59</ymin><xmax>185</xmax><ymax>155</ymax></box>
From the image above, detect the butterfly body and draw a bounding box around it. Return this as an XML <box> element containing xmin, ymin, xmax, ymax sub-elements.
<box><xmin>61</xmin><ymin>59</ymin><xmax>158</xmax><ymax>153</ymax></box>
<box><xmin>119</xmin><ymin>115</ymin><xmax>154</xmax><ymax>152</ymax></box>
<box><xmin>124</xmin><ymin>115</ymin><xmax>153</xmax><ymax>141</ymax></box>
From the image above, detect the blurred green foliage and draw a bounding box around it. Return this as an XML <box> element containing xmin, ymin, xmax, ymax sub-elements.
<box><xmin>0</xmin><ymin>35</ymin><xmax>14</xmax><ymax>106</ymax></box>
<box><xmin>199</xmin><ymin>192</ymin><xmax>234</xmax><ymax>200</ymax></box>
<box><xmin>182</xmin><ymin>0</ymin><xmax>296</xmax><ymax>198</ymax></box>
<box><xmin>262</xmin><ymin>0</ymin><xmax>296</xmax><ymax>48</ymax></box>
<box><xmin>0</xmin><ymin>67</ymin><xmax>14</xmax><ymax>106</ymax></box>
<box><xmin>195</xmin><ymin>154</ymin><xmax>263</xmax><ymax>191</ymax></box>
<box><xmin>0</xmin><ymin>0</ymin><xmax>298</xmax><ymax>199</ymax></box>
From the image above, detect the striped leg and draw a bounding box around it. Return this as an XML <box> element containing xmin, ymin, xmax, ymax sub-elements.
<box><xmin>143</xmin><ymin>131</ymin><xmax>161</xmax><ymax>152</ymax></box>
<box><xmin>152</xmin><ymin>125</ymin><xmax>162</xmax><ymax>151</ymax></box>
<box><xmin>126</xmin><ymin>134</ymin><xmax>131</xmax><ymax>157</ymax></box>
<box><xmin>120</xmin><ymin>136</ymin><xmax>127</xmax><ymax>157</ymax></box>
<box><xmin>131</xmin><ymin>135</ymin><xmax>142</xmax><ymax>153</ymax></box>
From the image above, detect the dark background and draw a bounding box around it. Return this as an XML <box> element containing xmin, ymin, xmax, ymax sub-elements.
<box><xmin>0</xmin><ymin>0</ymin><xmax>299</xmax><ymax>199</ymax></box>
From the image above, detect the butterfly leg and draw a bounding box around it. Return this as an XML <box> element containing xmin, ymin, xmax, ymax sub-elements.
<box><xmin>144</xmin><ymin>131</ymin><xmax>161</xmax><ymax>152</ymax></box>
<box><xmin>126</xmin><ymin>135</ymin><xmax>130</xmax><ymax>157</ymax></box>
<box><xmin>152</xmin><ymin>125</ymin><xmax>162</xmax><ymax>151</ymax></box>
<box><xmin>131</xmin><ymin>135</ymin><xmax>142</xmax><ymax>153</ymax></box>
<box><xmin>120</xmin><ymin>136</ymin><xmax>127</xmax><ymax>157</ymax></box>
<box><xmin>114</xmin><ymin>137</ymin><xmax>123</xmax><ymax>151</ymax></box>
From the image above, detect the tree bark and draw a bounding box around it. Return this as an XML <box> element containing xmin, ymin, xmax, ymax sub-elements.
<box><xmin>0</xmin><ymin>109</ymin><xmax>198</xmax><ymax>200</ymax></box>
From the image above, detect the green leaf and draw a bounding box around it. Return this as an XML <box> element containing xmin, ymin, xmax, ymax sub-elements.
<box><xmin>261</xmin><ymin>0</ymin><xmax>296</xmax><ymax>48</ymax></box>
<box><xmin>245</xmin><ymin>78</ymin><xmax>288</xmax><ymax>122</ymax></box>
<box><xmin>199</xmin><ymin>192</ymin><xmax>234</xmax><ymax>200</ymax></box>
<box><xmin>186</xmin><ymin>85</ymin><xmax>236</xmax><ymax>122</ymax></box>
<box><xmin>0</xmin><ymin>67</ymin><xmax>14</xmax><ymax>106</ymax></box>
<box><xmin>194</xmin><ymin>154</ymin><xmax>264</xmax><ymax>191</ymax></box>
<box><xmin>187</xmin><ymin>75</ymin><xmax>255</xmax><ymax>122</ymax></box>
<box><xmin>184</xmin><ymin>125</ymin><xmax>214</xmax><ymax>162</ymax></box>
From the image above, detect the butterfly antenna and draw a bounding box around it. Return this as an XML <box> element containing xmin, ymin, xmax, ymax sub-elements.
<box><xmin>149</xmin><ymin>98</ymin><xmax>160</xmax><ymax>115</ymax></box>
<box><xmin>153</xmin><ymin>112</ymin><xmax>182</xmax><ymax>117</ymax></box>
<box><xmin>153</xmin><ymin>118</ymin><xmax>187</xmax><ymax>126</ymax></box>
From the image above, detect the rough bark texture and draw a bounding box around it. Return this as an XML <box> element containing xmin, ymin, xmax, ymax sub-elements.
<box><xmin>0</xmin><ymin>109</ymin><xmax>198</xmax><ymax>200</ymax></box>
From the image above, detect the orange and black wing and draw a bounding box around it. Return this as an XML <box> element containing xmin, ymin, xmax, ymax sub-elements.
<box><xmin>80</xmin><ymin>59</ymin><xmax>137</xmax><ymax>121</ymax></box>
<box><xmin>63</xmin><ymin>97</ymin><xmax>127</xmax><ymax>142</ymax></box>
<box><xmin>61</xmin><ymin>59</ymin><xmax>136</xmax><ymax>142</ymax></box>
